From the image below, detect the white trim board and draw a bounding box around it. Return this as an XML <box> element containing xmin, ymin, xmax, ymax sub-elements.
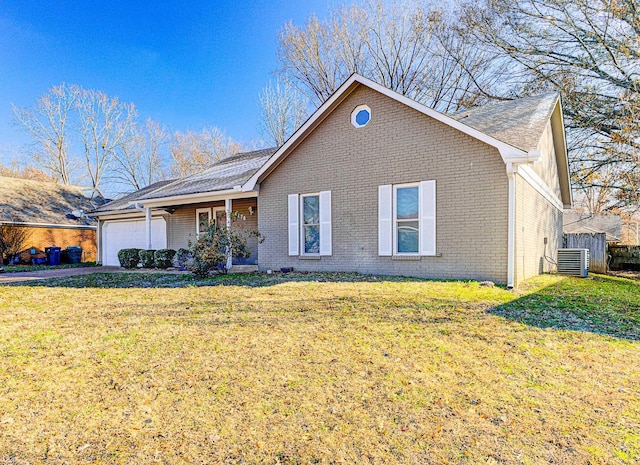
<box><xmin>517</xmin><ymin>165</ymin><xmax>564</xmax><ymax>211</ymax></box>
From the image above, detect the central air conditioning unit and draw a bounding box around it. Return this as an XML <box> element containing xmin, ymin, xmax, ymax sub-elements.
<box><xmin>557</xmin><ymin>248</ymin><xmax>589</xmax><ymax>277</ymax></box>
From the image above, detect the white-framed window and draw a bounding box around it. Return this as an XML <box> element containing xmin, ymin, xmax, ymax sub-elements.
<box><xmin>378</xmin><ymin>180</ymin><xmax>436</xmax><ymax>256</ymax></box>
<box><xmin>394</xmin><ymin>183</ymin><xmax>420</xmax><ymax>254</ymax></box>
<box><xmin>301</xmin><ymin>194</ymin><xmax>320</xmax><ymax>254</ymax></box>
<box><xmin>288</xmin><ymin>191</ymin><xmax>332</xmax><ymax>256</ymax></box>
<box><xmin>351</xmin><ymin>104</ymin><xmax>371</xmax><ymax>128</ymax></box>
<box><xmin>196</xmin><ymin>208</ymin><xmax>211</xmax><ymax>237</ymax></box>
<box><xmin>195</xmin><ymin>207</ymin><xmax>226</xmax><ymax>237</ymax></box>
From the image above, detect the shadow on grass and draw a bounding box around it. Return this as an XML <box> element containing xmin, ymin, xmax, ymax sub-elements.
<box><xmin>489</xmin><ymin>274</ymin><xmax>640</xmax><ymax>341</ymax></box>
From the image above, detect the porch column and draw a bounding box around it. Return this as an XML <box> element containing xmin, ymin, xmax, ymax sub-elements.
<box><xmin>225</xmin><ymin>198</ymin><xmax>232</xmax><ymax>270</ymax></box>
<box><xmin>145</xmin><ymin>207</ymin><xmax>152</xmax><ymax>250</ymax></box>
<box><xmin>96</xmin><ymin>218</ymin><xmax>102</xmax><ymax>265</ymax></box>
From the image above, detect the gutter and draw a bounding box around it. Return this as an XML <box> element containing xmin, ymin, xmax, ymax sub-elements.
<box><xmin>0</xmin><ymin>221</ymin><xmax>96</xmax><ymax>230</ymax></box>
<box><xmin>130</xmin><ymin>186</ymin><xmax>258</xmax><ymax>208</ymax></box>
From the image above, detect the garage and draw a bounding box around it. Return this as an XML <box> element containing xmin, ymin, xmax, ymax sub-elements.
<box><xmin>102</xmin><ymin>218</ymin><xmax>167</xmax><ymax>266</ymax></box>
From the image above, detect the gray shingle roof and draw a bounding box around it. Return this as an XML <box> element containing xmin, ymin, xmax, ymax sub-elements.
<box><xmin>0</xmin><ymin>176</ymin><xmax>104</xmax><ymax>226</ymax></box>
<box><xmin>449</xmin><ymin>93</ymin><xmax>559</xmax><ymax>152</ymax></box>
<box><xmin>92</xmin><ymin>148</ymin><xmax>277</xmax><ymax>213</ymax></box>
<box><xmin>89</xmin><ymin>179</ymin><xmax>177</xmax><ymax>214</ymax></box>
<box><xmin>137</xmin><ymin>147</ymin><xmax>277</xmax><ymax>201</ymax></box>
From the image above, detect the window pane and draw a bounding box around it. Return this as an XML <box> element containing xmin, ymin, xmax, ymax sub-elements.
<box><xmin>397</xmin><ymin>187</ymin><xmax>418</xmax><ymax>219</ymax></box>
<box><xmin>198</xmin><ymin>212</ymin><xmax>209</xmax><ymax>234</ymax></box>
<box><xmin>303</xmin><ymin>195</ymin><xmax>320</xmax><ymax>224</ymax></box>
<box><xmin>215</xmin><ymin>210</ymin><xmax>226</xmax><ymax>229</ymax></box>
<box><xmin>397</xmin><ymin>221</ymin><xmax>419</xmax><ymax>253</ymax></box>
<box><xmin>304</xmin><ymin>225</ymin><xmax>320</xmax><ymax>253</ymax></box>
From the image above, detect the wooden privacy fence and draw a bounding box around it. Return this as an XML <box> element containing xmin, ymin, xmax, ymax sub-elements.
<box><xmin>608</xmin><ymin>245</ymin><xmax>640</xmax><ymax>271</ymax></box>
<box><xmin>563</xmin><ymin>233</ymin><xmax>607</xmax><ymax>273</ymax></box>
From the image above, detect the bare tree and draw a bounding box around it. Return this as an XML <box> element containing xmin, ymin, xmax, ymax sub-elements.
<box><xmin>277</xmin><ymin>0</ymin><xmax>500</xmax><ymax>111</ymax></box>
<box><xmin>76</xmin><ymin>88</ymin><xmax>137</xmax><ymax>196</ymax></box>
<box><xmin>0</xmin><ymin>224</ymin><xmax>31</xmax><ymax>264</ymax></box>
<box><xmin>113</xmin><ymin>118</ymin><xmax>168</xmax><ymax>191</ymax></box>
<box><xmin>460</xmin><ymin>0</ymin><xmax>640</xmax><ymax>212</ymax></box>
<box><xmin>0</xmin><ymin>159</ymin><xmax>58</xmax><ymax>182</ymax></box>
<box><xmin>11</xmin><ymin>84</ymin><xmax>80</xmax><ymax>184</ymax></box>
<box><xmin>258</xmin><ymin>79</ymin><xmax>309</xmax><ymax>146</ymax></box>
<box><xmin>169</xmin><ymin>127</ymin><xmax>243</xmax><ymax>178</ymax></box>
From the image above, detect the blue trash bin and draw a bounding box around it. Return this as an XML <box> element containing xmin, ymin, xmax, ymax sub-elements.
<box><xmin>45</xmin><ymin>247</ymin><xmax>62</xmax><ymax>266</ymax></box>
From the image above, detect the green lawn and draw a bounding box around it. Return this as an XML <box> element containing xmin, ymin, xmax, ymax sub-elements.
<box><xmin>0</xmin><ymin>273</ymin><xmax>638</xmax><ymax>464</ymax></box>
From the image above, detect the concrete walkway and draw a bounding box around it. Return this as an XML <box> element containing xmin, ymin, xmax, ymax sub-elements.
<box><xmin>0</xmin><ymin>266</ymin><xmax>123</xmax><ymax>284</ymax></box>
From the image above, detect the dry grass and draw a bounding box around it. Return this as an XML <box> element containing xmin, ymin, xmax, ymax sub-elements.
<box><xmin>0</xmin><ymin>274</ymin><xmax>638</xmax><ymax>464</ymax></box>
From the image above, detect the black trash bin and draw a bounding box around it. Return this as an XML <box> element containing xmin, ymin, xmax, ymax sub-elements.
<box><xmin>66</xmin><ymin>246</ymin><xmax>83</xmax><ymax>264</ymax></box>
<box><xmin>45</xmin><ymin>246</ymin><xmax>62</xmax><ymax>266</ymax></box>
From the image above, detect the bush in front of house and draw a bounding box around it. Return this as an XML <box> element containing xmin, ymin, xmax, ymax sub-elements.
<box><xmin>117</xmin><ymin>248</ymin><xmax>142</xmax><ymax>269</ymax></box>
<box><xmin>139</xmin><ymin>249</ymin><xmax>156</xmax><ymax>268</ymax></box>
<box><xmin>172</xmin><ymin>248</ymin><xmax>193</xmax><ymax>270</ymax></box>
<box><xmin>187</xmin><ymin>212</ymin><xmax>262</xmax><ymax>278</ymax></box>
<box><xmin>154</xmin><ymin>249</ymin><xmax>176</xmax><ymax>269</ymax></box>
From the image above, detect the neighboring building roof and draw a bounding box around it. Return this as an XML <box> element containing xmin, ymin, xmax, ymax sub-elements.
<box><xmin>0</xmin><ymin>176</ymin><xmax>104</xmax><ymax>227</ymax></box>
<box><xmin>449</xmin><ymin>93</ymin><xmax>560</xmax><ymax>153</ymax></box>
<box><xmin>563</xmin><ymin>211</ymin><xmax>622</xmax><ymax>242</ymax></box>
<box><xmin>136</xmin><ymin>147</ymin><xmax>277</xmax><ymax>201</ymax></box>
<box><xmin>89</xmin><ymin>179</ymin><xmax>176</xmax><ymax>214</ymax></box>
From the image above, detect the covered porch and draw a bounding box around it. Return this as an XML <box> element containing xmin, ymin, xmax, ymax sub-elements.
<box><xmin>97</xmin><ymin>193</ymin><xmax>259</xmax><ymax>270</ymax></box>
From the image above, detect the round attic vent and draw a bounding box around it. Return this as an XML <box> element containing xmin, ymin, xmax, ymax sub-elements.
<box><xmin>351</xmin><ymin>105</ymin><xmax>371</xmax><ymax>128</ymax></box>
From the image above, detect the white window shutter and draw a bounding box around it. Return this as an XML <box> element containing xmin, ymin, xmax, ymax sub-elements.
<box><xmin>420</xmin><ymin>180</ymin><xmax>436</xmax><ymax>256</ymax></box>
<box><xmin>319</xmin><ymin>190</ymin><xmax>332</xmax><ymax>256</ymax></box>
<box><xmin>378</xmin><ymin>185</ymin><xmax>393</xmax><ymax>256</ymax></box>
<box><xmin>288</xmin><ymin>194</ymin><xmax>299</xmax><ymax>256</ymax></box>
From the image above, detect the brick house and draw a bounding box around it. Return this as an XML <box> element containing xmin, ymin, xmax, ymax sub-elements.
<box><xmin>91</xmin><ymin>74</ymin><xmax>571</xmax><ymax>287</ymax></box>
<box><xmin>0</xmin><ymin>176</ymin><xmax>102</xmax><ymax>262</ymax></box>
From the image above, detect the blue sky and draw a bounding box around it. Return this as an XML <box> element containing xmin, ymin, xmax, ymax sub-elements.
<box><xmin>0</xmin><ymin>0</ymin><xmax>335</xmax><ymax>165</ymax></box>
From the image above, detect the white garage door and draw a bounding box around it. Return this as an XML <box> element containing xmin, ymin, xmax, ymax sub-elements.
<box><xmin>102</xmin><ymin>218</ymin><xmax>167</xmax><ymax>266</ymax></box>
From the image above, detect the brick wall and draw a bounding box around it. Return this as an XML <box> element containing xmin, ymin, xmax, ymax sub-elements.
<box><xmin>514</xmin><ymin>176</ymin><xmax>562</xmax><ymax>285</ymax></box>
<box><xmin>21</xmin><ymin>226</ymin><xmax>97</xmax><ymax>262</ymax></box>
<box><xmin>258</xmin><ymin>85</ymin><xmax>510</xmax><ymax>283</ymax></box>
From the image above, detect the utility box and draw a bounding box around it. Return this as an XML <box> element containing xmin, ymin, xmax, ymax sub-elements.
<box><xmin>557</xmin><ymin>248</ymin><xmax>589</xmax><ymax>277</ymax></box>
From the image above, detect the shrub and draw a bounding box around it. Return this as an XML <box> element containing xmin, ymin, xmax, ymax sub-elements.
<box><xmin>0</xmin><ymin>224</ymin><xmax>31</xmax><ymax>264</ymax></box>
<box><xmin>139</xmin><ymin>249</ymin><xmax>156</xmax><ymax>268</ymax></box>
<box><xmin>117</xmin><ymin>248</ymin><xmax>142</xmax><ymax>269</ymax></box>
<box><xmin>154</xmin><ymin>249</ymin><xmax>177</xmax><ymax>269</ymax></box>
<box><xmin>187</xmin><ymin>212</ymin><xmax>262</xmax><ymax>278</ymax></box>
<box><xmin>173</xmin><ymin>248</ymin><xmax>193</xmax><ymax>270</ymax></box>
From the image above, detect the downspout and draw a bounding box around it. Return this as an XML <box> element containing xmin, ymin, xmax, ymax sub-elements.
<box><xmin>506</xmin><ymin>162</ymin><xmax>517</xmax><ymax>289</ymax></box>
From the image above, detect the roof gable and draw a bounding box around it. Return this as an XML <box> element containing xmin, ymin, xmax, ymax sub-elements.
<box><xmin>243</xmin><ymin>74</ymin><xmax>547</xmax><ymax>190</ymax></box>
<box><xmin>243</xmin><ymin>73</ymin><xmax>570</xmax><ymax>208</ymax></box>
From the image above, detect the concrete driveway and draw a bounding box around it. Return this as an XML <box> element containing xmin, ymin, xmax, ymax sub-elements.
<box><xmin>0</xmin><ymin>266</ymin><xmax>123</xmax><ymax>284</ymax></box>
